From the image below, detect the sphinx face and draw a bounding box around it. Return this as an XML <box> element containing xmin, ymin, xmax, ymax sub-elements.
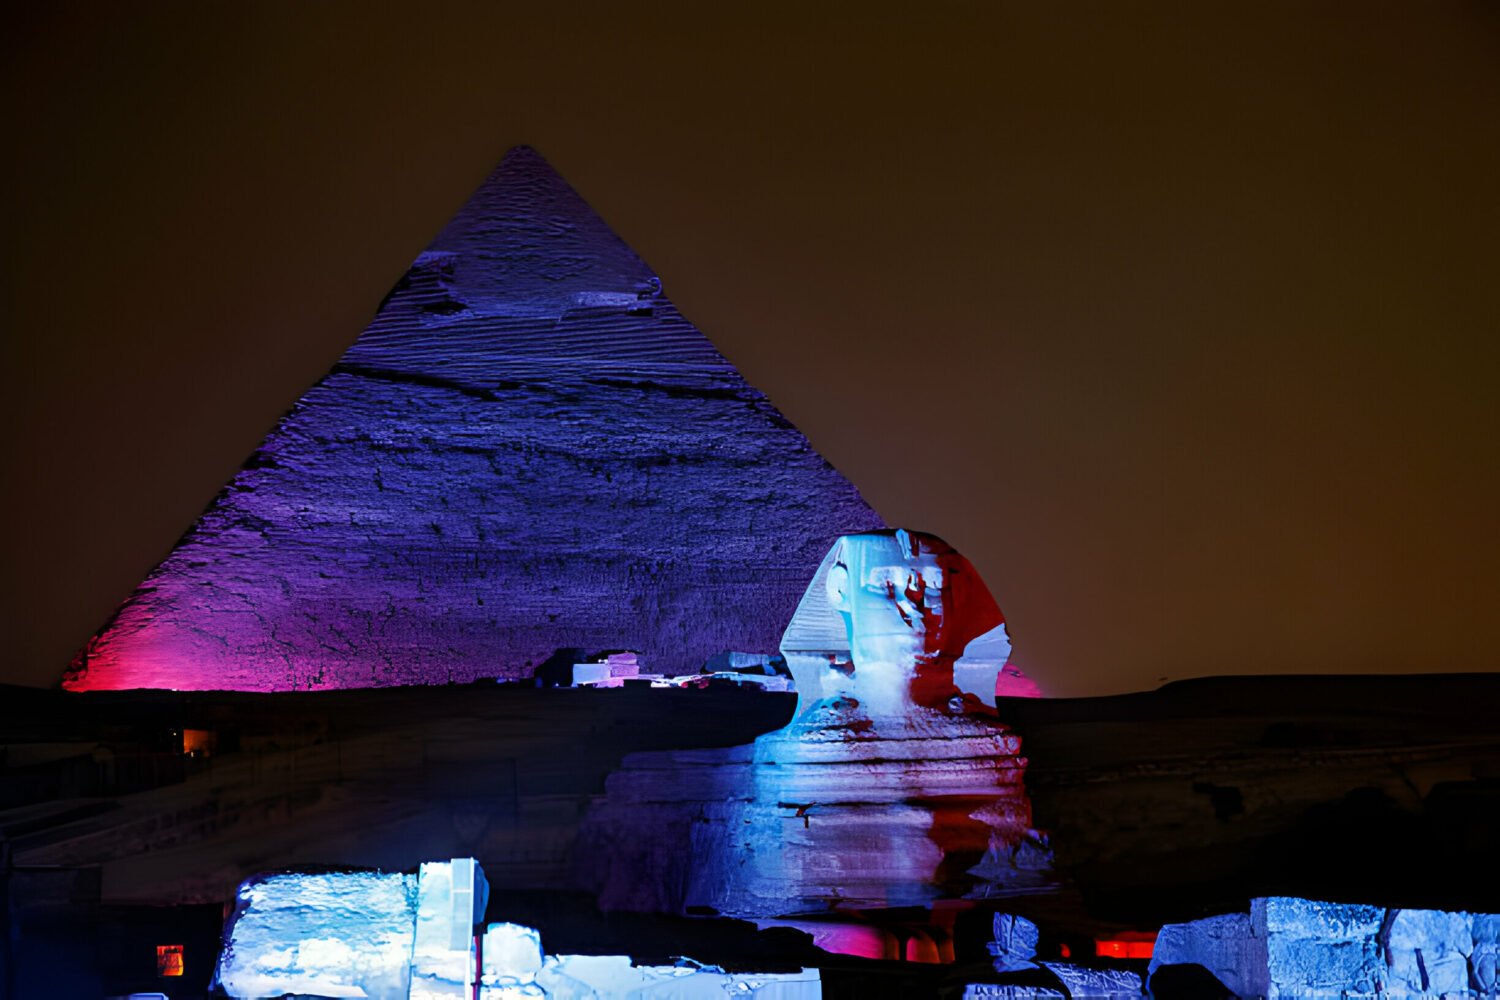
<box><xmin>825</xmin><ymin>530</ymin><xmax>986</xmax><ymax>715</ymax></box>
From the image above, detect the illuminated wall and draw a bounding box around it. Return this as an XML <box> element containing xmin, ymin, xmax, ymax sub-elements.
<box><xmin>66</xmin><ymin>147</ymin><xmax>882</xmax><ymax>691</ymax></box>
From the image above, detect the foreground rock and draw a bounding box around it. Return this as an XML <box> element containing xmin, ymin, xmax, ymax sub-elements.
<box><xmin>1149</xmin><ymin>896</ymin><xmax>1500</xmax><ymax>997</ymax></box>
<box><xmin>990</xmin><ymin>913</ymin><xmax>1041</xmax><ymax>973</ymax></box>
<box><xmin>215</xmin><ymin>858</ymin><xmax>820</xmax><ymax>999</ymax></box>
<box><xmin>1038</xmin><ymin>963</ymin><xmax>1141</xmax><ymax>997</ymax></box>
<box><xmin>964</xmin><ymin>913</ymin><xmax>1142</xmax><ymax>999</ymax></box>
<box><xmin>216</xmin><ymin>868</ymin><xmax>422</xmax><ymax>999</ymax></box>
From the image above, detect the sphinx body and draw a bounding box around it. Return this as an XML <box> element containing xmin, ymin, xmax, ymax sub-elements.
<box><xmin>577</xmin><ymin>530</ymin><xmax>1053</xmax><ymax>918</ymax></box>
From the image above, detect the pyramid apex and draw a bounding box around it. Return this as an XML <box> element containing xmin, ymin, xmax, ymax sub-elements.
<box><xmin>415</xmin><ymin>144</ymin><xmax>651</xmax><ymax>312</ymax></box>
<box><xmin>493</xmin><ymin>144</ymin><xmax>553</xmax><ymax>173</ymax></box>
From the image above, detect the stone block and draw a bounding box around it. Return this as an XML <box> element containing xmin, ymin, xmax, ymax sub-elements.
<box><xmin>988</xmin><ymin>913</ymin><xmax>1040</xmax><ymax>973</ymax></box>
<box><xmin>411</xmin><ymin>858</ymin><xmax>489</xmax><ymax>998</ymax></box>
<box><xmin>1381</xmin><ymin>908</ymin><xmax>1473</xmax><ymax>996</ymax></box>
<box><xmin>1255</xmin><ymin>897</ymin><xmax>1384</xmax><ymax>997</ymax></box>
<box><xmin>1473</xmin><ymin>913</ymin><xmax>1500</xmax><ymax>992</ymax></box>
<box><xmin>483</xmin><ymin>921</ymin><xmax>544</xmax><ymax>987</ymax></box>
<box><xmin>1149</xmin><ymin>910</ymin><xmax>1267</xmax><ymax>999</ymax></box>
<box><xmin>1255</xmin><ymin>896</ymin><xmax>1385</xmax><ymax>941</ymax></box>
<box><xmin>213</xmin><ymin>870</ymin><xmax>418</xmax><ymax>1000</ymax></box>
<box><xmin>65</xmin><ymin>146</ymin><xmax>884</xmax><ymax>694</ymax></box>
<box><xmin>1039</xmin><ymin>963</ymin><xmax>1142</xmax><ymax>997</ymax></box>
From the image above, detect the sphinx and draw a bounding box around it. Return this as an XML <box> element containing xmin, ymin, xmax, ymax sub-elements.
<box><xmin>577</xmin><ymin>530</ymin><xmax>1054</xmax><ymax>920</ymax></box>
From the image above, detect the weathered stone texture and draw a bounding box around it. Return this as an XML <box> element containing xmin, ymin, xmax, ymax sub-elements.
<box><xmin>1149</xmin><ymin>897</ymin><xmax>1500</xmax><ymax>999</ymax></box>
<box><xmin>989</xmin><ymin>913</ymin><xmax>1041</xmax><ymax>973</ymax></box>
<box><xmin>215</xmin><ymin>869</ymin><xmax>419</xmax><ymax>1000</ymax></box>
<box><xmin>1039</xmin><ymin>962</ymin><xmax>1142</xmax><ymax>997</ymax></box>
<box><xmin>1149</xmin><ymin>910</ymin><xmax>1267</xmax><ymax>998</ymax></box>
<box><xmin>66</xmin><ymin>146</ymin><xmax>882</xmax><ymax>691</ymax></box>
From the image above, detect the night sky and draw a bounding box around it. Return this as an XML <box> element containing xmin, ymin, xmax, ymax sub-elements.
<box><xmin>3</xmin><ymin>4</ymin><xmax>1496</xmax><ymax>695</ymax></box>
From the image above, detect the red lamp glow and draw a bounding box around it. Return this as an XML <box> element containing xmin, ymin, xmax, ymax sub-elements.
<box><xmin>157</xmin><ymin>944</ymin><xmax>184</xmax><ymax>977</ymax></box>
<box><xmin>1094</xmin><ymin>931</ymin><xmax>1156</xmax><ymax>960</ymax></box>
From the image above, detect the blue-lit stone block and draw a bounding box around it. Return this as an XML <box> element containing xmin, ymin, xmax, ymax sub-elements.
<box><xmin>1150</xmin><ymin>910</ymin><xmax>1266</xmax><ymax>997</ymax></box>
<box><xmin>214</xmin><ymin>870</ymin><xmax>419</xmax><ymax>1000</ymax></box>
<box><xmin>1474</xmin><ymin>914</ymin><xmax>1500</xmax><ymax>994</ymax></box>
<box><xmin>481</xmin><ymin>922</ymin><xmax>544</xmax><ymax>992</ymax></box>
<box><xmin>1150</xmin><ymin>897</ymin><xmax>1500</xmax><ymax>999</ymax></box>
<box><xmin>1256</xmin><ymin>896</ymin><xmax>1385</xmax><ymax>996</ymax></box>
<box><xmin>411</xmin><ymin>858</ymin><xmax>490</xmax><ymax>998</ymax></box>
<box><xmin>988</xmin><ymin>913</ymin><xmax>1040</xmax><ymax>973</ymax></box>
<box><xmin>1383</xmin><ymin>908</ymin><xmax>1474</xmax><ymax>996</ymax></box>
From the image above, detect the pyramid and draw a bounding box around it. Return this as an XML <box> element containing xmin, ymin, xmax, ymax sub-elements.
<box><xmin>66</xmin><ymin>147</ymin><xmax>885</xmax><ymax>691</ymax></box>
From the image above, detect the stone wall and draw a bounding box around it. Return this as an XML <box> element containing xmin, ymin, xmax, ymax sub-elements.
<box><xmin>1150</xmin><ymin>896</ymin><xmax>1500</xmax><ymax>998</ymax></box>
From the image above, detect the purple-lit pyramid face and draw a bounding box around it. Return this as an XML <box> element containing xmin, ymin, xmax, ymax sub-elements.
<box><xmin>66</xmin><ymin>147</ymin><xmax>884</xmax><ymax>691</ymax></box>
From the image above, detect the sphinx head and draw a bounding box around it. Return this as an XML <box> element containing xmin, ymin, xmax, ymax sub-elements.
<box><xmin>783</xmin><ymin>529</ymin><xmax>1007</xmax><ymax>719</ymax></box>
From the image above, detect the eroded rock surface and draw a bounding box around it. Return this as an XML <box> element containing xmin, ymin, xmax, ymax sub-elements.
<box><xmin>989</xmin><ymin>913</ymin><xmax>1041</xmax><ymax>973</ymax></box>
<box><xmin>215</xmin><ymin>869</ymin><xmax>419</xmax><ymax>1000</ymax></box>
<box><xmin>1149</xmin><ymin>896</ymin><xmax>1500</xmax><ymax>999</ymax></box>
<box><xmin>1039</xmin><ymin>962</ymin><xmax>1142</xmax><ymax>997</ymax></box>
<box><xmin>1149</xmin><ymin>911</ymin><xmax>1265</xmax><ymax>997</ymax></box>
<box><xmin>66</xmin><ymin>146</ymin><xmax>882</xmax><ymax>692</ymax></box>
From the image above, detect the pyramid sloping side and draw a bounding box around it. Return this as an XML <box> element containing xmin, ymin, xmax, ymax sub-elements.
<box><xmin>66</xmin><ymin>147</ymin><xmax>885</xmax><ymax>691</ymax></box>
